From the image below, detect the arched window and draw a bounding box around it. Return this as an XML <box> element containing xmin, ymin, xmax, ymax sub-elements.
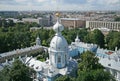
<box><xmin>58</xmin><ymin>55</ymin><xmax>61</xmax><ymax>63</ymax></box>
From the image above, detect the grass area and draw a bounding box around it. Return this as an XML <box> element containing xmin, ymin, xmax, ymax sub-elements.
<box><xmin>39</xmin><ymin>58</ymin><xmax>45</xmax><ymax>62</ymax></box>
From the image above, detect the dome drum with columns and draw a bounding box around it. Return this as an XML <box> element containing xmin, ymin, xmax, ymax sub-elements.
<box><xmin>48</xmin><ymin>13</ymin><xmax>69</xmax><ymax>69</ymax></box>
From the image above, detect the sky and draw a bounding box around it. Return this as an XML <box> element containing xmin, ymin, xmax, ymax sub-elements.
<box><xmin>0</xmin><ymin>0</ymin><xmax>120</xmax><ymax>11</ymax></box>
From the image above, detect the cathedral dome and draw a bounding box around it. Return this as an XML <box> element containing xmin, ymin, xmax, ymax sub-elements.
<box><xmin>50</xmin><ymin>35</ymin><xmax>68</xmax><ymax>52</ymax></box>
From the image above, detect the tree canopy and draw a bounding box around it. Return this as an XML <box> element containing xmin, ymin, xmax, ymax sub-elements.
<box><xmin>78</xmin><ymin>51</ymin><xmax>103</xmax><ymax>72</ymax></box>
<box><xmin>114</xmin><ymin>16</ymin><xmax>120</xmax><ymax>21</ymax></box>
<box><xmin>55</xmin><ymin>75</ymin><xmax>75</xmax><ymax>81</ymax></box>
<box><xmin>0</xmin><ymin>60</ymin><xmax>33</xmax><ymax>81</ymax></box>
<box><xmin>77</xmin><ymin>51</ymin><xmax>115</xmax><ymax>81</ymax></box>
<box><xmin>106</xmin><ymin>31</ymin><xmax>120</xmax><ymax>50</ymax></box>
<box><xmin>84</xmin><ymin>29</ymin><xmax>105</xmax><ymax>48</ymax></box>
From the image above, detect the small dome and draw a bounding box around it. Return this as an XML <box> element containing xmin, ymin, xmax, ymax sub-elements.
<box><xmin>50</xmin><ymin>35</ymin><xmax>68</xmax><ymax>52</ymax></box>
<box><xmin>53</xmin><ymin>20</ymin><xmax>64</xmax><ymax>33</ymax></box>
<box><xmin>36</xmin><ymin>36</ymin><xmax>41</xmax><ymax>46</ymax></box>
<box><xmin>75</xmin><ymin>35</ymin><xmax>80</xmax><ymax>42</ymax></box>
<box><xmin>53</xmin><ymin>22</ymin><xmax>64</xmax><ymax>33</ymax></box>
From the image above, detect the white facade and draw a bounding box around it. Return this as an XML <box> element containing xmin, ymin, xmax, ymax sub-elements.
<box><xmin>86</xmin><ymin>21</ymin><xmax>120</xmax><ymax>31</ymax></box>
<box><xmin>22</xmin><ymin>18</ymin><xmax>50</xmax><ymax>26</ymax></box>
<box><xmin>23</xmin><ymin>18</ymin><xmax>40</xmax><ymax>24</ymax></box>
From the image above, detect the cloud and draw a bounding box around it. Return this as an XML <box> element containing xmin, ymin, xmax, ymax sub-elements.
<box><xmin>0</xmin><ymin>0</ymin><xmax>48</xmax><ymax>6</ymax></box>
<box><xmin>61</xmin><ymin>0</ymin><xmax>87</xmax><ymax>4</ymax></box>
<box><xmin>98</xmin><ymin>0</ymin><xmax>120</xmax><ymax>5</ymax></box>
<box><xmin>0</xmin><ymin>0</ymin><xmax>17</xmax><ymax>5</ymax></box>
<box><xmin>15</xmin><ymin>0</ymin><xmax>27</xmax><ymax>2</ymax></box>
<box><xmin>0</xmin><ymin>0</ymin><xmax>120</xmax><ymax>11</ymax></box>
<box><xmin>87</xmin><ymin>0</ymin><xmax>120</xmax><ymax>5</ymax></box>
<box><xmin>37</xmin><ymin>0</ymin><xmax>48</xmax><ymax>2</ymax></box>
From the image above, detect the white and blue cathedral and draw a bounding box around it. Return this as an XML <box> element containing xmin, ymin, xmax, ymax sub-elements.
<box><xmin>25</xmin><ymin>13</ymin><xmax>77</xmax><ymax>81</ymax></box>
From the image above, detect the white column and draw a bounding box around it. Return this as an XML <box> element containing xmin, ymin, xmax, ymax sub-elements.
<box><xmin>6</xmin><ymin>59</ymin><xmax>8</xmax><ymax>63</ymax></box>
<box><xmin>114</xmin><ymin>70</ymin><xmax>117</xmax><ymax>78</ymax></box>
<box><xmin>12</xmin><ymin>58</ymin><xmax>15</xmax><ymax>62</ymax></box>
<box><xmin>19</xmin><ymin>56</ymin><xmax>21</xmax><ymax>59</ymax></box>
<box><xmin>25</xmin><ymin>55</ymin><xmax>27</xmax><ymax>58</ymax></box>
<box><xmin>36</xmin><ymin>72</ymin><xmax>40</xmax><ymax>80</ymax></box>
<box><xmin>110</xmin><ymin>69</ymin><xmax>114</xmax><ymax>75</ymax></box>
<box><xmin>117</xmin><ymin>72</ymin><xmax>120</xmax><ymax>80</ymax></box>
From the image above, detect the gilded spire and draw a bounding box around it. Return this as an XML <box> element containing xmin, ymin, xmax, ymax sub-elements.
<box><xmin>53</xmin><ymin>12</ymin><xmax>64</xmax><ymax>35</ymax></box>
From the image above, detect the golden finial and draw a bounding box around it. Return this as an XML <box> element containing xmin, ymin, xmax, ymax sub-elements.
<box><xmin>55</xmin><ymin>12</ymin><xmax>60</xmax><ymax>17</ymax></box>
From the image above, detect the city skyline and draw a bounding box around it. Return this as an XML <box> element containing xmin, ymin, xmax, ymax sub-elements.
<box><xmin>0</xmin><ymin>0</ymin><xmax>120</xmax><ymax>11</ymax></box>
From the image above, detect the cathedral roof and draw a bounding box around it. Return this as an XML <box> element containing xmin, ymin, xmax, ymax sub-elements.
<box><xmin>50</xmin><ymin>35</ymin><xmax>68</xmax><ymax>52</ymax></box>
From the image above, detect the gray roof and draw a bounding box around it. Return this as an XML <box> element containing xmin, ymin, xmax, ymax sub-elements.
<box><xmin>0</xmin><ymin>45</ymin><xmax>43</xmax><ymax>58</ymax></box>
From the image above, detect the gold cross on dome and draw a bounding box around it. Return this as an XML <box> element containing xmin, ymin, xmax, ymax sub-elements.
<box><xmin>55</xmin><ymin>12</ymin><xmax>60</xmax><ymax>17</ymax></box>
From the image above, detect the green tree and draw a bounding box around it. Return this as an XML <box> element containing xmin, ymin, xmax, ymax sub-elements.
<box><xmin>42</xmin><ymin>40</ymin><xmax>48</xmax><ymax>46</ymax></box>
<box><xmin>55</xmin><ymin>75</ymin><xmax>75</xmax><ymax>81</ymax></box>
<box><xmin>78</xmin><ymin>51</ymin><xmax>103</xmax><ymax>72</ymax></box>
<box><xmin>77</xmin><ymin>51</ymin><xmax>116</xmax><ymax>81</ymax></box>
<box><xmin>0</xmin><ymin>66</ymin><xmax>11</xmax><ymax>81</ymax></box>
<box><xmin>2</xmin><ymin>19</ymin><xmax>8</xmax><ymax>27</ymax></box>
<box><xmin>84</xmin><ymin>29</ymin><xmax>105</xmax><ymax>48</ymax></box>
<box><xmin>0</xmin><ymin>60</ymin><xmax>33</xmax><ymax>81</ymax></box>
<box><xmin>9</xmin><ymin>60</ymin><xmax>32</xmax><ymax>81</ymax></box>
<box><xmin>77</xmin><ymin>69</ymin><xmax>115</xmax><ymax>81</ymax></box>
<box><xmin>114</xmin><ymin>16</ymin><xmax>120</xmax><ymax>21</ymax></box>
<box><xmin>106</xmin><ymin>31</ymin><xmax>120</xmax><ymax>50</ymax></box>
<box><xmin>8</xmin><ymin>19</ymin><xmax>15</xmax><ymax>27</ymax></box>
<box><xmin>0</xmin><ymin>19</ymin><xmax>2</xmax><ymax>27</ymax></box>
